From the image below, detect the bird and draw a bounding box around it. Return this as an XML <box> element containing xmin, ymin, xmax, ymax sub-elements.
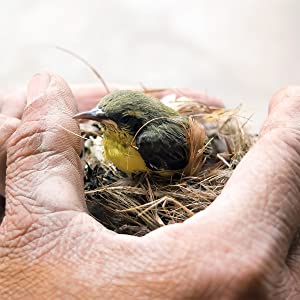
<box><xmin>73</xmin><ymin>90</ymin><xmax>206</xmax><ymax>176</ymax></box>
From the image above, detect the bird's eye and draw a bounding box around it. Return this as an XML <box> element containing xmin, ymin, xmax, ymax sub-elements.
<box><xmin>120</xmin><ymin>115</ymin><xmax>131</xmax><ymax>124</ymax></box>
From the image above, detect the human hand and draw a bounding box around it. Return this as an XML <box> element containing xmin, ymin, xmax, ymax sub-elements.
<box><xmin>1</xmin><ymin>73</ymin><xmax>299</xmax><ymax>299</ymax></box>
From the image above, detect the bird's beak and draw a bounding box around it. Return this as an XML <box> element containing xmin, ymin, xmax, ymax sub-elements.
<box><xmin>73</xmin><ymin>107</ymin><xmax>108</xmax><ymax>121</ymax></box>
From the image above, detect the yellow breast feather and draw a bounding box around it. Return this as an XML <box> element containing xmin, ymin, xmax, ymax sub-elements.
<box><xmin>103</xmin><ymin>128</ymin><xmax>147</xmax><ymax>174</ymax></box>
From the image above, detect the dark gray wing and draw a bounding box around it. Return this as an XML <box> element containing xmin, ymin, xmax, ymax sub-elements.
<box><xmin>136</xmin><ymin>121</ymin><xmax>188</xmax><ymax>171</ymax></box>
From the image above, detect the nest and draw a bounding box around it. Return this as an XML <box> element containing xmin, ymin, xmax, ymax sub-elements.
<box><xmin>81</xmin><ymin>93</ymin><xmax>254</xmax><ymax>236</ymax></box>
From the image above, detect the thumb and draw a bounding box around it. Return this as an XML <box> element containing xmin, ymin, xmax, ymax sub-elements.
<box><xmin>194</xmin><ymin>86</ymin><xmax>300</xmax><ymax>261</ymax></box>
<box><xmin>5</xmin><ymin>73</ymin><xmax>86</xmax><ymax>227</ymax></box>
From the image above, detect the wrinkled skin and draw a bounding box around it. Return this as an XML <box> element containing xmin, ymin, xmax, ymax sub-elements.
<box><xmin>0</xmin><ymin>73</ymin><xmax>300</xmax><ymax>299</ymax></box>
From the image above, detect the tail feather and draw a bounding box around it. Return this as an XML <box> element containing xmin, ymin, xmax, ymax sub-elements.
<box><xmin>184</xmin><ymin>118</ymin><xmax>206</xmax><ymax>176</ymax></box>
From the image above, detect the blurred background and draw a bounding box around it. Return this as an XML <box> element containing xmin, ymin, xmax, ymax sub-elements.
<box><xmin>0</xmin><ymin>0</ymin><xmax>299</xmax><ymax>130</ymax></box>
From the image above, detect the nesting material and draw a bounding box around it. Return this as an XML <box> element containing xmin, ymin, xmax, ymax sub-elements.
<box><xmin>81</xmin><ymin>93</ymin><xmax>254</xmax><ymax>236</ymax></box>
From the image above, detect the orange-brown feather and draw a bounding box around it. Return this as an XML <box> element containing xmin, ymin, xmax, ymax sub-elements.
<box><xmin>184</xmin><ymin>118</ymin><xmax>206</xmax><ymax>176</ymax></box>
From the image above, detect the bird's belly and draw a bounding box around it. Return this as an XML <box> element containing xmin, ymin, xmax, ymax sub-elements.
<box><xmin>103</xmin><ymin>133</ymin><xmax>147</xmax><ymax>174</ymax></box>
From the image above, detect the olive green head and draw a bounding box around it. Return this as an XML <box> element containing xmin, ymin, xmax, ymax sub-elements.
<box><xmin>73</xmin><ymin>90</ymin><xmax>181</xmax><ymax>135</ymax></box>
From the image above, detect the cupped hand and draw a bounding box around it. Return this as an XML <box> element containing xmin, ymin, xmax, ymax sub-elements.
<box><xmin>1</xmin><ymin>73</ymin><xmax>300</xmax><ymax>299</ymax></box>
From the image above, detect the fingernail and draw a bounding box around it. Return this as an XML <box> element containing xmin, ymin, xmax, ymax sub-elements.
<box><xmin>27</xmin><ymin>73</ymin><xmax>50</xmax><ymax>104</ymax></box>
<box><xmin>287</xmin><ymin>86</ymin><xmax>300</xmax><ymax>97</ymax></box>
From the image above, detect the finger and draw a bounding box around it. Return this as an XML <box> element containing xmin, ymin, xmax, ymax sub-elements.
<box><xmin>190</xmin><ymin>86</ymin><xmax>300</xmax><ymax>259</ymax></box>
<box><xmin>71</xmin><ymin>85</ymin><xmax>223</xmax><ymax>112</ymax></box>
<box><xmin>0</xmin><ymin>195</ymin><xmax>4</xmax><ymax>223</ymax></box>
<box><xmin>0</xmin><ymin>89</ymin><xmax>26</xmax><ymax>118</ymax></box>
<box><xmin>71</xmin><ymin>84</ymin><xmax>110</xmax><ymax>112</ymax></box>
<box><xmin>5</xmin><ymin>73</ymin><xmax>86</xmax><ymax>226</ymax></box>
<box><xmin>147</xmin><ymin>88</ymin><xmax>224</xmax><ymax>107</ymax></box>
<box><xmin>0</xmin><ymin>115</ymin><xmax>20</xmax><ymax>221</ymax></box>
<box><xmin>0</xmin><ymin>114</ymin><xmax>20</xmax><ymax>195</ymax></box>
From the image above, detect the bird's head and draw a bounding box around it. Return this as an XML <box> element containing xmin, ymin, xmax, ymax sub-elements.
<box><xmin>73</xmin><ymin>90</ymin><xmax>179</xmax><ymax>135</ymax></box>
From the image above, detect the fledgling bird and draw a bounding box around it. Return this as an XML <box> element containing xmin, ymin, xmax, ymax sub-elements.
<box><xmin>73</xmin><ymin>90</ymin><xmax>205</xmax><ymax>176</ymax></box>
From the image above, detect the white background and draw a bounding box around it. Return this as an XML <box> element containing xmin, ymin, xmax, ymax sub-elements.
<box><xmin>0</xmin><ymin>0</ymin><xmax>299</xmax><ymax>130</ymax></box>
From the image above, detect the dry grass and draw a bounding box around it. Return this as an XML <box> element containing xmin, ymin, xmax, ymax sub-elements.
<box><xmin>81</xmin><ymin>94</ymin><xmax>254</xmax><ymax>236</ymax></box>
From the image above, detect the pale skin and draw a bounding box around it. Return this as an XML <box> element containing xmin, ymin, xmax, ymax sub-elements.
<box><xmin>0</xmin><ymin>72</ymin><xmax>300</xmax><ymax>299</ymax></box>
